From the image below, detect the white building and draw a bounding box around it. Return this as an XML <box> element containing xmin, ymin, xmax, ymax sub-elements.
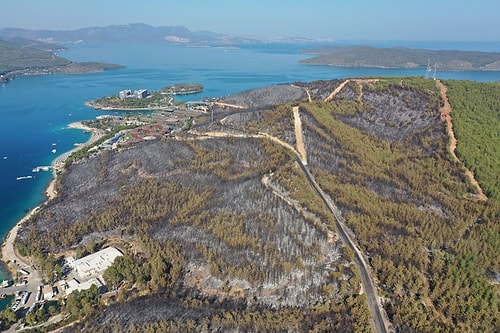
<box><xmin>69</xmin><ymin>247</ymin><xmax>123</xmax><ymax>279</ymax></box>
<box><xmin>133</xmin><ymin>89</ymin><xmax>149</xmax><ymax>99</ymax></box>
<box><xmin>62</xmin><ymin>277</ymin><xmax>104</xmax><ymax>295</ymax></box>
<box><xmin>119</xmin><ymin>89</ymin><xmax>132</xmax><ymax>99</ymax></box>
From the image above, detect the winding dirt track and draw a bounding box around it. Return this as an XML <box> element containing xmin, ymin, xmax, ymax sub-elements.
<box><xmin>436</xmin><ymin>80</ymin><xmax>487</xmax><ymax>201</ymax></box>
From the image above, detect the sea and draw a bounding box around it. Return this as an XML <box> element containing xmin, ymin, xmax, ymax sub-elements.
<box><xmin>0</xmin><ymin>40</ymin><xmax>499</xmax><ymax>290</ymax></box>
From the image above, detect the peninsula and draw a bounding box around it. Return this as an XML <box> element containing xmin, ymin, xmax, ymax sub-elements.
<box><xmin>0</xmin><ymin>38</ymin><xmax>124</xmax><ymax>83</ymax></box>
<box><xmin>86</xmin><ymin>83</ymin><xmax>204</xmax><ymax>111</ymax></box>
<box><xmin>160</xmin><ymin>83</ymin><xmax>204</xmax><ymax>95</ymax></box>
<box><xmin>300</xmin><ymin>45</ymin><xmax>500</xmax><ymax>70</ymax></box>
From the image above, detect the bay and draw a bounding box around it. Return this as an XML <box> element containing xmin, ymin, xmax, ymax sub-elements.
<box><xmin>1</xmin><ymin>41</ymin><xmax>499</xmax><ymax>282</ymax></box>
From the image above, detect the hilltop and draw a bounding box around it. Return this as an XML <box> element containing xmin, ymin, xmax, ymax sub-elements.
<box><xmin>2</xmin><ymin>78</ymin><xmax>499</xmax><ymax>332</ymax></box>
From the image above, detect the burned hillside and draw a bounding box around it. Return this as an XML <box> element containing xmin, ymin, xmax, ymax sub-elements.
<box><xmin>12</xmin><ymin>78</ymin><xmax>500</xmax><ymax>332</ymax></box>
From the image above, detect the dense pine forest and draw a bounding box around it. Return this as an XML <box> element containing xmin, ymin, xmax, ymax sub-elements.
<box><xmin>445</xmin><ymin>80</ymin><xmax>500</xmax><ymax>200</ymax></box>
<box><xmin>5</xmin><ymin>78</ymin><xmax>499</xmax><ymax>332</ymax></box>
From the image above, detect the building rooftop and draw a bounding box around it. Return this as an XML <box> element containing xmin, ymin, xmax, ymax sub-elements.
<box><xmin>64</xmin><ymin>277</ymin><xmax>104</xmax><ymax>295</ymax></box>
<box><xmin>69</xmin><ymin>247</ymin><xmax>123</xmax><ymax>279</ymax></box>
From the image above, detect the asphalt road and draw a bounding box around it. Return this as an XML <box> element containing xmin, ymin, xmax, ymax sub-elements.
<box><xmin>1</xmin><ymin>210</ymin><xmax>44</xmax><ymax>314</ymax></box>
<box><xmin>296</xmin><ymin>158</ymin><xmax>390</xmax><ymax>333</ymax></box>
<box><xmin>195</xmin><ymin>114</ymin><xmax>392</xmax><ymax>332</ymax></box>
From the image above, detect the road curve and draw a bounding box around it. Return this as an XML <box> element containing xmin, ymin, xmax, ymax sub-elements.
<box><xmin>191</xmin><ymin>104</ymin><xmax>391</xmax><ymax>332</ymax></box>
<box><xmin>190</xmin><ymin>127</ymin><xmax>391</xmax><ymax>332</ymax></box>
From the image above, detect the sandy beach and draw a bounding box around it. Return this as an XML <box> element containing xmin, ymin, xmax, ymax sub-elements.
<box><xmin>2</xmin><ymin>122</ymin><xmax>104</xmax><ymax>274</ymax></box>
<box><xmin>46</xmin><ymin>122</ymin><xmax>103</xmax><ymax>200</ymax></box>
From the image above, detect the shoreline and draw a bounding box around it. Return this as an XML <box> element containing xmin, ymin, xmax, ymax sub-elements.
<box><xmin>1</xmin><ymin>121</ymin><xmax>104</xmax><ymax>277</ymax></box>
<box><xmin>46</xmin><ymin>122</ymin><xmax>103</xmax><ymax>199</ymax></box>
<box><xmin>85</xmin><ymin>101</ymin><xmax>174</xmax><ymax>111</ymax></box>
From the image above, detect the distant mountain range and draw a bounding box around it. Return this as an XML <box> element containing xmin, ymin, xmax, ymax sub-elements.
<box><xmin>2</xmin><ymin>23</ymin><xmax>499</xmax><ymax>77</ymax></box>
<box><xmin>0</xmin><ymin>23</ymin><xmax>322</xmax><ymax>45</ymax></box>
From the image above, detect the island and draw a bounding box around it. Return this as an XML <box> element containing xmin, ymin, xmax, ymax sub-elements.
<box><xmin>300</xmin><ymin>45</ymin><xmax>500</xmax><ymax>70</ymax></box>
<box><xmin>0</xmin><ymin>38</ymin><xmax>124</xmax><ymax>83</ymax></box>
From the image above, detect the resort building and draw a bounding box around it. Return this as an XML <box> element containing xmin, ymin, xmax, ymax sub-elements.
<box><xmin>61</xmin><ymin>277</ymin><xmax>105</xmax><ymax>295</ymax></box>
<box><xmin>133</xmin><ymin>89</ymin><xmax>149</xmax><ymax>99</ymax></box>
<box><xmin>119</xmin><ymin>88</ymin><xmax>149</xmax><ymax>99</ymax></box>
<box><xmin>119</xmin><ymin>89</ymin><xmax>132</xmax><ymax>99</ymax></box>
<box><xmin>68</xmin><ymin>247</ymin><xmax>123</xmax><ymax>279</ymax></box>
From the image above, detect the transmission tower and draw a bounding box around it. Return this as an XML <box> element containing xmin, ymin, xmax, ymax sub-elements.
<box><xmin>425</xmin><ymin>59</ymin><xmax>432</xmax><ymax>78</ymax></box>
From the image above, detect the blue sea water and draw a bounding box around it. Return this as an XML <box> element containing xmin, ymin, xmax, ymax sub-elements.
<box><xmin>0</xmin><ymin>41</ymin><xmax>499</xmax><ymax>281</ymax></box>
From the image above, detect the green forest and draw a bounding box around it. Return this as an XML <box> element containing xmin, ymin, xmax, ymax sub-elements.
<box><xmin>296</xmin><ymin>78</ymin><xmax>500</xmax><ymax>332</ymax></box>
<box><xmin>445</xmin><ymin>80</ymin><xmax>500</xmax><ymax>201</ymax></box>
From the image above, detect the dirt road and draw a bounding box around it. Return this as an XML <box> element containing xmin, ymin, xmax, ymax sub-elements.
<box><xmin>191</xmin><ymin>113</ymin><xmax>391</xmax><ymax>333</ymax></box>
<box><xmin>293</xmin><ymin>106</ymin><xmax>307</xmax><ymax>165</ymax></box>
<box><xmin>436</xmin><ymin>80</ymin><xmax>487</xmax><ymax>201</ymax></box>
<box><xmin>324</xmin><ymin>79</ymin><xmax>350</xmax><ymax>102</ymax></box>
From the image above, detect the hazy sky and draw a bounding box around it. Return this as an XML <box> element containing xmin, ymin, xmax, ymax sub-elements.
<box><xmin>1</xmin><ymin>0</ymin><xmax>499</xmax><ymax>41</ymax></box>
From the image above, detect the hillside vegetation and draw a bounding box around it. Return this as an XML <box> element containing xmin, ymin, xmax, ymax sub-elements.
<box><xmin>301</xmin><ymin>45</ymin><xmax>500</xmax><ymax>70</ymax></box>
<box><xmin>0</xmin><ymin>39</ymin><xmax>124</xmax><ymax>82</ymax></box>
<box><xmin>444</xmin><ymin>80</ymin><xmax>500</xmax><ymax>200</ymax></box>
<box><xmin>0</xmin><ymin>39</ymin><xmax>70</xmax><ymax>73</ymax></box>
<box><xmin>10</xmin><ymin>78</ymin><xmax>500</xmax><ymax>332</ymax></box>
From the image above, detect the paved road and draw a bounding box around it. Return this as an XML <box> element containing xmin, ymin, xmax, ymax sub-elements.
<box><xmin>1</xmin><ymin>209</ymin><xmax>44</xmax><ymax>314</ymax></box>
<box><xmin>296</xmin><ymin>158</ymin><xmax>390</xmax><ymax>333</ymax></box>
<box><xmin>180</xmin><ymin>101</ymin><xmax>392</xmax><ymax>332</ymax></box>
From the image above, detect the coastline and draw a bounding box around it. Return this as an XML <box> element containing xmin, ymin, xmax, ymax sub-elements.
<box><xmin>46</xmin><ymin>121</ymin><xmax>103</xmax><ymax>199</ymax></box>
<box><xmin>85</xmin><ymin>101</ymin><xmax>174</xmax><ymax>111</ymax></box>
<box><xmin>2</xmin><ymin>121</ymin><xmax>103</xmax><ymax>276</ymax></box>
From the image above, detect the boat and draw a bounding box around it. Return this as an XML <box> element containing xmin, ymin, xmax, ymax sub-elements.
<box><xmin>51</xmin><ymin>148</ymin><xmax>57</xmax><ymax>154</ymax></box>
<box><xmin>16</xmin><ymin>175</ymin><xmax>33</xmax><ymax>181</ymax></box>
<box><xmin>32</xmin><ymin>166</ymin><xmax>51</xmax><ymax>172</ymax></box>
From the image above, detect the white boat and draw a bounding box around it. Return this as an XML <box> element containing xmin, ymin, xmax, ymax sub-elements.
<box><xmin>16</xmin><ymin>175</ymin><xmax>33</xmax><ymax>180</ymax></box>
<box><xmin>51</xmin><ymin>148</ymin><xmax>57</xmax><ymax>154</ymax></box>
<box><xmin>32</xmin><ymin>166</ymin><xmax>51</xmax><ymax>172</ymax></box>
